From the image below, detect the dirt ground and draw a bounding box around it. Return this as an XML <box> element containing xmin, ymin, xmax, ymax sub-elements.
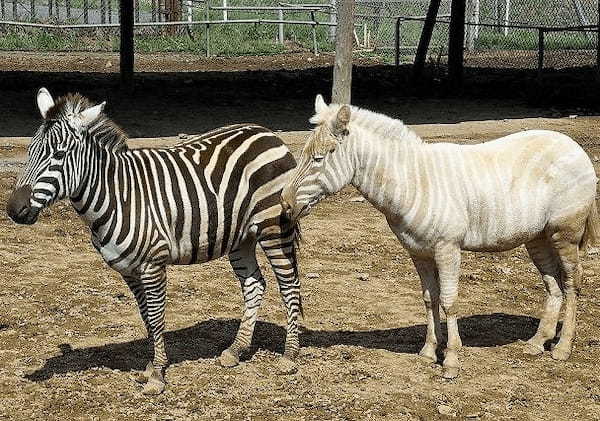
<box><xmin>0</xmin><ymin>51</ymin><xmax>383</xmax><ymax>73</ymax></box>
<box><xmin>1</xmin><ymin>107</ymin><xmax>600</xmax><ymax>420</ymax></box>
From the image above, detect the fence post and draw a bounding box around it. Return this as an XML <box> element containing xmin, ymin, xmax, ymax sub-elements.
<box><xmin>187</xmin><ymin>0</ymin><xmax>192</xmax><ymax>29</ymax></box>
<box><xmin>46</xmin><ymin>0</ymin><xmax>51</xmax><ymax>19</ymax></box>
<box><xmin>55</xmin><ymin>0</ymin><xmax>59</xmax><ymax>20</ymax></box>
<box><xmin>120</xmin><ymin>0</ymin><xmax>135</xmax><ymax>91</ymax></box>
<box><xmin>108</xmin><ymin>0</ymin><xmax>112</xmax><ymax>23</ymax></box>
<box><xmin>448</xmin><ymin>0</ymin><xmax>466</xmax><ymax>90</ymax></box>
<box><xmin>222</xmin><ymin>0</ymin><xmax>226</xmax><ymax>21</ymax></box>
<box><xmin>537</xmin><ymin>28</ymin><xmax>544</xmax><ymax>80</ymax></box>
<box><xmin>311</xmin><ymin>10</ymin><xmax>318</xmax><ymax>54</ymax></box>
<box><xmin>329</xmin><ymin>0</ymin><xmax>336</xmax><ymax>41</ymax></box>
<box><xmin>83</xmin><ymin>0</ymin><xmax>88</xmax><ymax>24</ymax></box>
<box><xmin>205</xmin><ymin>0</ymin><xmax>210</xmax><ymax>57</ymax></box>
<box><xmin>12</xmin><ymin>0</ymin><xmax>17</xmax><ymax>19</ymax></box>
<box><xmin>101</xmin><ymin>0</ymin><xmax>106</xmax><ymax>23</ymax></box>
<box><xmin>1</xmin><ymin>0</ymin><xmax>4</xmax><ymax>20</ymax></box>
<box><xmin>278</xmin><ymin>6</ymin><xmax>284</xmax><ymax>44</ymax></box>
<box><xmin>395</xmin><ymin>17</ymin><xmax>402</xmax><ymax>66</ymax></box>
<box><xmin>597</xmin><ymin>0</ymin><xmax>600</xmax><ymax>79</ymax></box>
<box><xmin>503</xmin><ymin>0</ymin><xmax>510</xmax><ymax>36</ymax></box>
<box><xmin>30</xmin><ymin>0</ymin><xmax>35</xmax><ymax>19</ymax></box>
<box><xmin>134</xmin><ymin>0</ymin><xmax>139</xmax><ymax>22</ymax></box>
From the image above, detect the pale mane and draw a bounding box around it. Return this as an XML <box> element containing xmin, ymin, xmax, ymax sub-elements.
<box><xmin>311</xmin><ymin>104</ymin><xmax>424</xmax><ymax>146</ymax></box>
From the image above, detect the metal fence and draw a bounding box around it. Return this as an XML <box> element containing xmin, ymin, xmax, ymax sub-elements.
<box><xmin>0</xmin><ymin>0</ymin><xmax>597</xmax><ymax>71</ymax></box>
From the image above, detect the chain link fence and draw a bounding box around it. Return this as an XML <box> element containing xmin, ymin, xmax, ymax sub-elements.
<box><xmin>0</xmin><ymin>0</ymin><xmax>597</xmax><ymax>70</ymax></box>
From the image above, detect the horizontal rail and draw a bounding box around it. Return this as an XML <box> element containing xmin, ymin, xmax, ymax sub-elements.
<box><xmin>210</xmin><ymin>6</ymin><xmax>326</xmax><ymax>11</ymax></box>
<box><xmin>0</xmin><ymin>17</ymin><xmax>365</xmax><ymax>29</ymax></box>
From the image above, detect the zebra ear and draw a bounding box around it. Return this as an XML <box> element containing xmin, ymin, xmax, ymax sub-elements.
<box><xmin>315</xmin><ymin>94</ymin><xmax>327</xmax><ymax>114</ymax></box>
<box><xmin>80</xmin><ymin>101</ymin><xmax>106</xmax><ymax>127</ymax></box>
<box><xmin>37</xmin><ymin>88</ymin><xmax>55</xmax><ymax>119</ymax></box>
<box><xmin>333</xmin><ymin>105</ymin><xmax>351</xmax><ymax>137</ymax></box>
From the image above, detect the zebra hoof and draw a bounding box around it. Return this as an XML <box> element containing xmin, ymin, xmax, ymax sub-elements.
<box><xmin>551</xmin><ymin>346</ymin><xmax>571</xmax><ymax>361</ymax></box>
<box><xmin>523</xmin><ymin>341</ymin><xmax>544</xmax><ymax>356</ymax></box>
<box><xmin>142</xmin><ymin>378</ymin><xmax>165</xmax><ymax>395</ymax></box>
<box><xmin>142</xmin><ymin>369</ymin><xmax>165</xmax><ymax>395</ymax></box>
<box><xmin>134</xmin><ymin>361</ymin><xmax>154</xmax><ymax>384</ymax></box>
<box><xmin>442</xmin><ymin>366</ymin><xmax>459</xmax><ymax>379</ymax></box>
<box><xmin>219</xmin><ymin>349</ymin><xmax>240</xmax><ymax>368</ymax></box>
<box><xmin>418</xmin><ymin>343</ymin><xmax>438</xmax><ymax>363</ymax></box>
<box><xmin>277</xmin><ymin>357</ymin><xmax>298</xmax><ymax>375</ymax></box>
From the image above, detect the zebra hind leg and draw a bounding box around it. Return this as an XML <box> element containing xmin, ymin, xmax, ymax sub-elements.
<box><xmin>523</xmin><ymin>237</ymin><xmax>563</xmax><ymax>355</ymax></box>
<box><xmin>136</xmin><ymin>264</ymin><xmax>169</xmax><ymax>395</ymax></box>
<box><xmin>259</xmin><ymin>229</ymin><xmax>302</xmax><ymax>375</ymax></box>
<box><xmin>219</xmin><ymin>243</ymin><xmax>266</xmax><ymax>368</ymax></box>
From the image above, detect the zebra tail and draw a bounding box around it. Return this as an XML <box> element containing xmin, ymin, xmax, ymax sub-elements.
<box><xmin>580</xmin><ymin>199</ymin><xmax>600</xmax><ymax>254</ymax></box>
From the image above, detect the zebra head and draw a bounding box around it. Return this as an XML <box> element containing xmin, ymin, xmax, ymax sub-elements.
<box><xmin>281</xmin><ymin>94</ymin><xmax>353</xmax><ymax>221</ymax></box>
<box><xmin>6</xmin><ymin>88</ymin><xmax>105</xmax><ymax>225</ymax></box>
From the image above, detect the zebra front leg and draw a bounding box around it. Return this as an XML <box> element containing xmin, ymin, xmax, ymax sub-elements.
<box><xmin>411</xmin><ymin>256</ymin><xmax>442</xmax><ymax>363</ymax></box>
<box><xmin>138</xmin><ymin>265</ymin><xmax>169</xmax><ymax>395</ymax></box>
<box><xmin>123</xmin><ymin>275</ymin><xmax>156</xmax><ymax>384</ymax></box>
<box><xmin>434</xmin><ymin>242</ymin><xmax>462</xmax><ymax>379</ymax></box>
<box><xmin>260</xmin><ymin>234</ymin><xmax>301</xmax><ymax>374</ymax></box>
<box><xmin>219</xmin><ymin>246</ymin><xmax>266</xmax><ymax>368</ymax></box>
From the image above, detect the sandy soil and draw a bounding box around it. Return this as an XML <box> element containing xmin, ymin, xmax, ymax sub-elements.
<box><xmin>0</xmin><ymin>51</ymin><xmax>382</xmax><ymax>73</ymax></box>
<box><xmin>1</xmin><ymin>113</ymin><xmax>599</xmax><ymax>420</ymax></box>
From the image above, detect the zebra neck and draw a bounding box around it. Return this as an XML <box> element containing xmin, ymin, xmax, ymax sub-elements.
<box><xmin>71</xmin><ymin>145</ymin><xmax>138</xmax><ymax>237</ymax></box>
<box><xmin>350</xmin><ymin>130</ymin><xmax>425</xmax><ymax>217</ymax></box>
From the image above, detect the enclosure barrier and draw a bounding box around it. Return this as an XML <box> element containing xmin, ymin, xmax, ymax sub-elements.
<box><xmin>395</xmin><ymin>15</ymin><xmax>600</xmax><ymax>77</ymax></box>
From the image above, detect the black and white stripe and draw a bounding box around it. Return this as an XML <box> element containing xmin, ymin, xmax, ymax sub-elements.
<box><xmin>8</xmin><ymin>89</ymin><xmax>302</xmax><ymax>394</ymax></box>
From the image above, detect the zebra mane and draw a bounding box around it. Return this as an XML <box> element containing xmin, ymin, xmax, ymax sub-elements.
<box><xmin>47</xmin><ymin>93</ymin><xmax>129</xmax><ymax>152</ymax></box>
<box><xmin>311</xmin><ymin>103</ymin><xmax>423</xmax><ymax>146</ymax></box>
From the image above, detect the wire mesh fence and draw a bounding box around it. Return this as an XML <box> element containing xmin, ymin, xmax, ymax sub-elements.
<box><xmin>0</xmin><ymin>0</ymin><xmax>597</xmax><ymax>71</ymax></box>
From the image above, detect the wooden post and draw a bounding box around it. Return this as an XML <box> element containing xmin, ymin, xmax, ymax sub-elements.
<box><xmin>83</xmin><ymin>0</ymin><xmax>88</xmax><ymax>23</ymax></box>
<box><xmin>120</xmin><ymin>0</ymin><xmax>134</xmax><ymax>91</ymax></box>
<box><xmin>413</xmin><ymin>0</ymin><xmax>441</xmax><ymax>80</ymax></box>
<box><xmin>331</xmin><ymin>0</ymin><xmax>355</xmax><ymax>104</ymax></box>
<box><xmin>101</xmin><ymin>0</ymin><xmax>106</xmax><ymax>23</ymax></box>
<box><xmin>329</xmin><ymin>0</ymin><xmax>336</xmax><ymax>41</ymax></box>
<box><xmin>448</xmin><ymin>0</ymin><xmax>466</xmax><ymax>89</ymax></box>
<box><xmin>31</xmin><ymin>0</ymin><xmax>35</xmax><ymax>19</ymax></box>
<box><xmin>222</xmin><ymin>0</ymin><xmax>227</xmax><ymax>20</ymax></box>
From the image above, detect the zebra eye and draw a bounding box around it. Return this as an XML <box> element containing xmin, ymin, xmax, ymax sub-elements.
<box><xmin>53</xmin><ymin>150</ymin><xmax>66</xmax><ymax>160</ymax></box>
<box><xmin>313</xmin><ymin>155</ymin><xmax>325</xmax><ymax>163</ymax></box>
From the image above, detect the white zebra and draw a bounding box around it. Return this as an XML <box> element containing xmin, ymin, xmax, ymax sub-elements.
<box><xmin>280</xmin><ymin>95</ymin><xmax>599</xmax><ymax>379</ymax></box>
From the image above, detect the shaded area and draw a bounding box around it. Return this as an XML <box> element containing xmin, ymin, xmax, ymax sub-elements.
<box><xmin>2</xmin><ymin>64</ymin><xmax>598</xmax><ymax>138</ymax></box>
<box><xmin>26</xmin><ymin>313</ymin><xmax>538</xmax><ymax>382</ymax></box>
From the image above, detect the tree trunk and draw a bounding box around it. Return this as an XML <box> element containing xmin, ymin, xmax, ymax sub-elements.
<box><xmin>413</xmin><ymin>0</ymin><xmax>442</xmax><ymax>80</ymax></box>
<box><xmin>331</xmin><ymin>0</ymin><xmax>355</xmax><ymax>104</ymax></box>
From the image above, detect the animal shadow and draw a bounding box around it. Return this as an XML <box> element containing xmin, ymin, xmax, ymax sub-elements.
<box><xmin>26</xmin><ymin>312</ymin><xmax>537</xmax><ymax>382</ymax></box>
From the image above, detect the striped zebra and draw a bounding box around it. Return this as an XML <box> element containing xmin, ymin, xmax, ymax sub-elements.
<box><xmin>7</xmin><ymin>88</ymin><xmax>302</xmax><ymax>395</ymax></box>
<box><xmin>281</xmin><ymin>95</ymin><xmax>599</xmax><ymax>379</ymax></box>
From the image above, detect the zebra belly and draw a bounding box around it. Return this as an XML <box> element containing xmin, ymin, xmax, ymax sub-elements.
<box><xmin>461</xmin><ymin>207</ymin><xmax>547</xmax><ymax>252</ymax></box>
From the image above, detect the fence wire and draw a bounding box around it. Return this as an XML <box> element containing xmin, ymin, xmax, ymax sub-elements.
<box><xmin>0</xmin><ymin>0</ymin><xmax>597</xmax><ymax>71</ymax></box>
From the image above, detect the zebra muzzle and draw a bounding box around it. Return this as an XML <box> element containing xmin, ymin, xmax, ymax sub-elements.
<box><xmin>6</xmin><ymin>185</ymin><xmax>38</xmax><ymax>225</ymax></box>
